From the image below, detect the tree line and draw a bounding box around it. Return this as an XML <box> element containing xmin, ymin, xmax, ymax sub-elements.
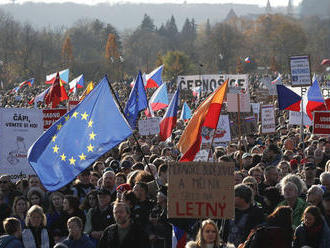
<box><xmin>0</xmin><ymin>9</ymin><xmax>329</xmax><ymax>89</ymax></box>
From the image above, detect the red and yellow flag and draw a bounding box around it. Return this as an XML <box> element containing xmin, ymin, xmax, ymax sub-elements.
<box><xmin>178</xmin><ymin>80</ymin><xmax>228</xmax><ymax>161</ymax></box>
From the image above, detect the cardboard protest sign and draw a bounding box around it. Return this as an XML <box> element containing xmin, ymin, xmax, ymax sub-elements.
<box><xmin>138</xmin><ymin>117</ymin><xmax>160</xmax><ymax>136</ymax></box>
<box><xmin>0</xmin><ymin>108</ymin><xmax>43</xmax><ymax>180</ymax></box>
<box><xmin>168</xmin><ymin>162</ymin><xmax>234</xmax><ymax>219</ymax></box>
<box><xmin>227</xmin><ymin>93</ymin><xmax>251</xmax><ymax>113</ymax></box>
<box><xmin>230</xmin><ymin>116</ymin><xmax>257</xmax><ymax>138</ymax></box>
<box><xmin>313</xmin><ymin>111</ymin><xmax>330</xmax><ymax>135</ymax></box>
<box><xmin>261</xmin><ymin>105</ymin><xmax>275</xmax><ymax>133</ymax></box>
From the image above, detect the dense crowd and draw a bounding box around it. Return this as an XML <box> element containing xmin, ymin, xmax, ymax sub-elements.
<box><xmin>0</xmin><ymin>73</ymin><xmax>330</xmax><ymax>248</ymax></box>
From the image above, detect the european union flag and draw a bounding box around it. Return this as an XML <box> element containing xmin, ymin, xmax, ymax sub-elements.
<box><xmin>27</xmin><ymin>76</ymin><xmax>132</xmax><ymax>191</ymax></box>
<box><xmin>124</xmin><ymin>71</ymin><xmax>148</xmax><ymax>129</ymax></box>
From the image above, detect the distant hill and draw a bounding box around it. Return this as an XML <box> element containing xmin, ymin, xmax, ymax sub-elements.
<box><xmin>0</xmin><ymin>2</ymin><xmax>279</xmax><ymax>31</ymax></box>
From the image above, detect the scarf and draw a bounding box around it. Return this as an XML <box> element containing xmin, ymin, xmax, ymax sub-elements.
<box><xmin>22</xmin><ymin>228</ymin><xmax>49</xmax><ymax>248</ymax></box>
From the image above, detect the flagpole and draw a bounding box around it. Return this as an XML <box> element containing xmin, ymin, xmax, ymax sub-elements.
<box><xmin>106</xmin><ymin>75</ymin><xmax>160</xmax><ymax>189</ymax></box>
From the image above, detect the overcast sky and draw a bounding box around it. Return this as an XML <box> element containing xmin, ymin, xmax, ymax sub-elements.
<box><xmin>0</xmin><ymin>0</ymin><xmax>303</xmax><ymax>7</ymax></box>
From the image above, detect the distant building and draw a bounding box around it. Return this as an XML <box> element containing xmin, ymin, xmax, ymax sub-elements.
<box><xmin>224</xmin><ymin>8</ymin><xmax>238</xmax><ymax>22</ymax></box>
<box><xmin>266</xmin><ymin>0</ymin><xmax>272</xmax><ymax>14</ymax></box>
<box><xmin>287</xmin><ymin>0</ymin><xmax>293</xmax><ymax>16</ymax></box>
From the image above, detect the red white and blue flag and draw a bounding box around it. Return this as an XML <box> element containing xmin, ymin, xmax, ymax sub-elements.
<box><xmin>29</xmin><ymin>87</ymin><xmax>50</xmax><ymax>106</ymax></box>
<box><xmin>69</xmin><ymin>74</ymin><xmax>85</xmax><ymax>94</ymax></box>
<box><xmin>46</xmin><ymin>69</ymin><xmax>69</xmax><ymax>85</ymax></box>
<box><xmin>145</xmin><ymin>83</ymin><xmax>168</xmax><ymax>117</ymax></box>
<box><xmin>145</xmin><ymin>65</ymin><xmax>164</xmax><ymax>88</ymax></box>
<box><xmin>172</xmin><ymin>225</ymin><xmax>187</xmax><ymax>248</ymax></box>
<box><xmin>10</xmin><ymin>78</ymin><xmax>35</xmax><ymax>94</ymax></box>
<box><xmin>159</xmin><ymin>87</ymin><xmax>180</xmax><ymax>141</ymax></box>
<box><xmin>244</xmin><ymin>56</ymin><xmax>251</xmax><ymax>63</ymax></box>
<box><xmin>271</xmin><ymin>73</ymin><xmax>282</xmax><ymax>85</ymax></box>
<box><xmin>180</xmin><ymin>102</ymin><xmax>192</xmax><ymax>122</ymax></box>
<box><xmin>303</xmin><ymin>77</ymin><xmax>326</xmax><ymax>120</ymax></box>
<box><xmin>276</xmin><ymin>85</ymin><xmax>301</xmax><ymax>112</ymax></box>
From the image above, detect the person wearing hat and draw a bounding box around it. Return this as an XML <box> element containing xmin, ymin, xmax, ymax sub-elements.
<box><xmin>120</xmin><ymin>160</ymin><xmax>132</xmax><ymax>176</ymax></box>
<box><xmin>242</xmin><ymin>153</ymin><xmax>253</xmax><ymax>170</ymax></box>
<box><xmin>303</xmin><ymin>162</ymin><xmax>320</xmax><ymax>189</ymax></box>
<box><xmin>84</xmin><ymin>188</ymin><xmax>115</xmax><ymax>243</ymax></box>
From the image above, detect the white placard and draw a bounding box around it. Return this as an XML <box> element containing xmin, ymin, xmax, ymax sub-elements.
<box><xmin>201</xmin><ymin>115</ymin><xmax>231</xmax><ymax>145</ymax></box>
<box><xmin>289</xmin><ymin>111</ymin><xmax>312</xmax><ymax>126</ymax></box>
<box><xmin>138</xmin><ymin>117</ymin><xmax>160</xmax><ymax>136</ymax></box>
<box><xmin>251</xmin><ymin>103</ymin><xmax>260</xmax><ymax>120</ymax></box>
<box><xmin>227</xmin><ymin>93</ymin><xmax>251</xmax><ymax>113</ymax></box>
<box><xmin>261</xmin><ymin>105</ymin><xmax>275</xmax><ymax>133</ymax></box>
<box><xmin>289</xmin><ymin>55</ymin><xmax>311</xmax><ymax>87</ymax></box>
<box><xmin>177</xmin><ymin>74</ymin><xmax>248</xmax><ymax>92</ymax></box>
<box><xmin>0</xmin><ymin>108</ymin><xmax>43</xmax><ymax>181</ymax></box>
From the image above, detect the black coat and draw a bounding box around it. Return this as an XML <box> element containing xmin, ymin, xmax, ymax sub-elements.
<box><xmin>97</xmin><ymin>222</ymin><xmax>150</xmax><ymax>248</ymax></box>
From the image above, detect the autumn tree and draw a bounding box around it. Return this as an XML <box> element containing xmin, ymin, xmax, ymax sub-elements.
<box><xmin>62</xmin><ymin>35</ymin><xmax>73</xmax><ymax>66</ymax></box>
<box><xmin>162</xmin><ymin>50</ymin><xmax>192</xmax><ymax>82</ymax></box>
<box><xmin>105</xmin><ymin>33</ymin><xmax>120</xmax><ymax>62</ymax></box>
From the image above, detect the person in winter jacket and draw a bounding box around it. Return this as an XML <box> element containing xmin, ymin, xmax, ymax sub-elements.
<box><xmin>0</xmin><ymin>217</ymin><xmax>23</xmax><ymax>248</ymax></box>
<box><xmin>62</xmin><ymin>217</ymin><xmax>94</xmax><ymax>248</ymax></box>
<box><xmin>293</xmin><ymin>206</ymin><xmax>330</xmax><ymax>248</ymax></box>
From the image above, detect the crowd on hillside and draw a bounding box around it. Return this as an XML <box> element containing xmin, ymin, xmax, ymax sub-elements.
<box><xmin>0</xmin><ymin>73</ymin><xmax>330</xmax><ymax>248</ymax></box>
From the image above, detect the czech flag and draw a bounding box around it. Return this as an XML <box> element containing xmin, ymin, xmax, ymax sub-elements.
<box><xmin>244</xmin><ymin>57</ymin><xmax>251</xmax><ymax>63</ymax></box>
<box><xmin>145</xmin><ymin>65</ymin><xmax>164</xmax><ymax>88</ymax></box>
<box><xmin>303</xmin><ymin>78</ymin><xmax>326</xmax><ymax>120</ymax></box>
<box><xmin>178</xmin><ymin>80</ymin><xmax>228</xmax><ymax>162</ymax></box>
<box><xmin>276</xmin><ymin>85</ymin><xmax>301</xmax><ymax>112</ymax></box>
<box><xmin>180</xmin><ymin>102</ymin><xmax>192</xmax><ymax>122</ymax></box>
<box><xmin>159</xmin><ymin>87</ymin><xmax>180</xmax><ymax>141</ymax></box>
<box><xmin>29</xmin><ymin>87</ymin><xmax>50</xmax><ymax>106</ymax></box>
<box><xmin>172</xmin><ymin>225</ymin><xmax>186</xmax><ymax>248</ymax></box>
<box><xmin>145</xmin><ymin>83</ymin><xmax>168</xmax><ymax>117</ymax></box>
<box><xmin>69</xmin><ymin>74</ymin><xmax>84</xmax><ymax>94</ymax></box>
<box><xmin>46</xmin><ymin>69</ymin><xmax>69</xmax><ymax>85</ymax></box>
<box><xmin>271</xmin><ymin>74</ymin><xmax>282</xmax><ymax>85</ymax></box>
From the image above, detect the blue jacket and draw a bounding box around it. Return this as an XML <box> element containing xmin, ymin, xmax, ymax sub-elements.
<box><xmin>0</xmin><ymin>235</ymin><xmax>24</xmax><ymax>248</ymax></box>
<box><xmin>62</xmin><ymin>234</ymin><xmax>95</xmax><ymax>248</ymax></box>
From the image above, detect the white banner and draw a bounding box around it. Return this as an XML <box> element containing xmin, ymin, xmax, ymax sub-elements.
<box><xmin>0</xmin><ymin>108</ymin><xmax>43</xmax><ymax>180</ymax></box>
<box><xmin>138</xmin><ymin>117</ymin><xmax>160</xmax><ymax>136</ymax></box>
<box><xmin>289</xmin><ymin>111</ymin><xmax>312</xmax><ymax>126</ymax></box>
<box><xmin>261</xmin><ymin>105</ymin><xmax>275</xmax><ymax>133</ymax></box>
<box><xmin>227</xmin><ymin>93</ymin><xmax>251</xmax><ymax>113</ymax></box>
<box><xmin>177</xmin><ymin>74</ymin><xmax>248</xmax><ymax>92</ymax></box>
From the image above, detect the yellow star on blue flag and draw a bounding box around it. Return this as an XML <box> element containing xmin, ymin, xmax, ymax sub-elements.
<box><xmin>27</xmin><ymin>76</ymin><xmax>132</xmax><ymax>191</ymax></box>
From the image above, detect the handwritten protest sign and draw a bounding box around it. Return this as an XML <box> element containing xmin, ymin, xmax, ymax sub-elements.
<box><xmin>138</xmin><ymin>117</ymin><xmax>160</xmax><ymax>136</ymax></box>
<box><xmin>168</xmin><ymin>162</ymin><xmax>234</xmax><ymax>219</ymax></box>
<box><xmin>261</xmin><ymin>105</ymin><xmax>275</xmax><ymax>133</ymax></box>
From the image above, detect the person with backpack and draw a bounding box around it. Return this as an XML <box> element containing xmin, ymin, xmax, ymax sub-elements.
<box><xmin>0</xmin><ymin>217</ymin><xmax>24</xmax><ymax>248</ymax></box>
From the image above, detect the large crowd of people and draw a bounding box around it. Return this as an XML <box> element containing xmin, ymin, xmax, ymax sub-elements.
<box><xmin>0</xmin><ymin>73</ymin><xmax>330</xmax><ymax>248</ymax></box>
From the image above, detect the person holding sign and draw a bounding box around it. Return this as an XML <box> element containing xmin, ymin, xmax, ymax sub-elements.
<box><xmin>185</xmin><ymin>219</ymin><xmax>226</xmax><ymax>248</ymax></box>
